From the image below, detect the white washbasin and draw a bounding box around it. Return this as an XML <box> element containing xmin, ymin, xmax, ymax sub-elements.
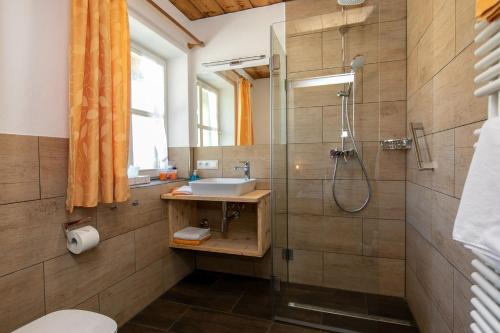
<box><xmin>189</xmin><ymin>178</ymin><xmax>256</xmax><ymax>196</ymax></box>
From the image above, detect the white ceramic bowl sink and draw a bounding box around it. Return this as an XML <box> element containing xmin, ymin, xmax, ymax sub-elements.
<box><xmin>189</xmin><ymin>178</ymin><xmax>256</xmax><ymax>196</ymax></box>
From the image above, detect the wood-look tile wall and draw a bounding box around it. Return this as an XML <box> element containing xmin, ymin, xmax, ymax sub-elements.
<box><xmin>281</xmin><ymin>0</ymin><xmax>407</xmax><ymax>297</ymax></box>
<box><xmin>405</xmin><ymin>0</ymin><xmax>484</xmax><ymax>332</ymax></box>
<box><xmin>0</xmin><ymin>134</ymin><xmax>195</xmax><ymax>333</ymax></box>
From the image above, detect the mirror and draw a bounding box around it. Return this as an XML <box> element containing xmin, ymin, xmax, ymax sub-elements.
<box><xmin>196</xmin><ymin>65</ymin><xmax>270</xmax><ymax>147</ymax></box>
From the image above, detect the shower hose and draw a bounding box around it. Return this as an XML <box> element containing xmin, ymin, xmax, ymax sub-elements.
<box><xmin>331</xmin><ymin>92</ymin><xmax>372</xmax><ymax>213</ymax></box>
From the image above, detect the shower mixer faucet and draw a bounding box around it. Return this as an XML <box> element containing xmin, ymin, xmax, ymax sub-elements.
<box><xmin>330</xmin><ymin>148</ymin><xmax>357</xmax><ymax>162</ymax></box>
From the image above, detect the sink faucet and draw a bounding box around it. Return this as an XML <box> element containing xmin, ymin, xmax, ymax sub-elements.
<box><xmin>234</xmin><ymin>161</ymin><xmax>251</xmax><ymax>180</ymax></box>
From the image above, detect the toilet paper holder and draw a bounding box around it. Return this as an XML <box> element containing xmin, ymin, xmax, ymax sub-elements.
<box><xmin>62</xmin><ymin>217</ymin><xmax>93</xmax><ymax>238</ymax></box>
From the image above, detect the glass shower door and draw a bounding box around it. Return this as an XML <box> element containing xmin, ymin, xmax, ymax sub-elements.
<box><xmin>270</xmin><ymin>21</ymin><xmax>288</xmax><ymax>286</ymax></box>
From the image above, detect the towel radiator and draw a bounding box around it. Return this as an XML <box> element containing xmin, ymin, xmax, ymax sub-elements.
<box><xmin>469</xmin><ymin>18</ymin><xmax>500</xmax><ymax>333</ymax></box>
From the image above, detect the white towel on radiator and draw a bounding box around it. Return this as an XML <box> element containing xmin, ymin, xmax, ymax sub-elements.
<box><xmin>453</xmin><ymin>118</ymin><xmax>500</xmax><ymax>267</ymax></box>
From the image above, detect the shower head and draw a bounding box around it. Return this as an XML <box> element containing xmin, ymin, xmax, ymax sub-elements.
<box><xmin>337</xmin><ymin>0</ymin><xmax>366</xmax><ymax>5</ymax></box>
<box><xmin>350</xmin><ymin>55</ymin><xmax>365</xmax><ymax>71</ymax></box>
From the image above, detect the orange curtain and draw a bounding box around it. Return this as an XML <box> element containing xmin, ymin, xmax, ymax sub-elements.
<box><xmin>236</xmin><ymin>77</ymin><xmax>254</xmax><ymax>145</ymax></box>
<box><xmin>476</xmin><ymin>0</ymin><xmax>500</xmax><ymax>21</ymax></box>
<box><xmin>67</xmin><ymin>0</ymin><xmax>131</xmax><ymax>212</ymax></box>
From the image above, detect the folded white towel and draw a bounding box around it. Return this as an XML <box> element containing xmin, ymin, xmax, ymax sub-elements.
<box><xmin>174</xmin><ymin>227</ymin><xmax>211</xmax><ymax>241</ymax></box>
<box><xmin>453</xmin><ymin>118</ymin><xmax>500</xmax><ymax>268</ymax></box>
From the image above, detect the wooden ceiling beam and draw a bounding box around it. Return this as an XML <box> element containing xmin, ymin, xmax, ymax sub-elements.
<box><xmin>145</xmin><ymin>0</ymin><xmax>205</xmax><ymax>48</ymax></box>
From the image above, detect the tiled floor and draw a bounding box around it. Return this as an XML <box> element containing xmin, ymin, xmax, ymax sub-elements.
<box><xmin>121</xmin><ymin>270</ymin><xmax>419</xmax><ymax>333</ymax></box>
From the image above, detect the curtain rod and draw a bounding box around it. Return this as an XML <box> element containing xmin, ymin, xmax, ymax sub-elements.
<box><xmin>144</xmin><ymin>0</ymin><xmax>205</xmax><ymax>49</ymax></box>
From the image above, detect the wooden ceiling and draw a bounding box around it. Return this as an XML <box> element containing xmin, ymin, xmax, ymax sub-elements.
<box><xmin>170</xmin><ymin>0</ymin><xmax>286</xmax><ymax>20</ymax></box>
<box><xmin>244</xmin><ymin>65</ymin><xmax>270</xmax><ymax>79</ymax></box>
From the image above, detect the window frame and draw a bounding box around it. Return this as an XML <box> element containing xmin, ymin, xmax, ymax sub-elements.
<box><xmin>196</xmin><ymin>79</ymin><xmax>221</xmax><ymax>147</ymax></box>
<box><xmin>129</xmin><ymin>43</ymin><xmax>168</xmax><ymax>174</ymax></box>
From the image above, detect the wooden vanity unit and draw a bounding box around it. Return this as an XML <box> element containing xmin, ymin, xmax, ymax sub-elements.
<box><xmin>161</xmin><ymin>190</ymin><xmax>271</xmax><ymax>257</ymax></box>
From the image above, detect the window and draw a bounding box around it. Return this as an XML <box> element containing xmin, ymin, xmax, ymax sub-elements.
<box><xmin>130</xmin><ymin>47</ymin><xmax>168</xmax><ymax>171</ymax></box>
<box><xmin>197</xmin><ymin>81</ymin><xmax>219</xmax><ymax>147</ymax></box>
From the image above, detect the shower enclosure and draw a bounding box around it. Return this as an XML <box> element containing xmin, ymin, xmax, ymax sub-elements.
<box><xmin>270</xmin><ymin>4</ymin><xmax>412</xmax><ymax>332</ymax></box>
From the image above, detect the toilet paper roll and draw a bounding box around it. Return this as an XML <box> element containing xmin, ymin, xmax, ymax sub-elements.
<box><xmin>67</xmin><ymin>226</ymin><xmax>100</xmax><ymax>254</ymax></box>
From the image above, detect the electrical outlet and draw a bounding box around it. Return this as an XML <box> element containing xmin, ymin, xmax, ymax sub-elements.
<box><xmin>197</xmin><ymin>160</ymin><xmax>219</xmax><ymax>170</ymax></box>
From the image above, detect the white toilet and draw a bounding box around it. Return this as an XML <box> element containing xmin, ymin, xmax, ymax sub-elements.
<box><xmin>12</xmin><ymin>310</ymin><xmax>117</xmax><ymax>333</ymax></box>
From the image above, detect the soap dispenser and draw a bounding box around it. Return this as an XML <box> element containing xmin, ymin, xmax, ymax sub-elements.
<box><xmin>190</xmin><ymin>169</ymin><xmax>200</xmax><ymax>181</ymax></box>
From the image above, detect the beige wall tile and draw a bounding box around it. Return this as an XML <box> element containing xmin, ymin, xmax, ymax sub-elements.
<box><xmin>288</xmin><ymin>107</ymin><xmax>323</xmax><ymax>144</ymax></box>
<box><xmin>406</xmin><ymin>265</ymin><xmax>453</xmax><ymax>333</ymax></box>
<box><xmin>362</xmin><ymin>142</ymin><xmax>406</xmax><ymax>181</ymax></box>
<box><xmin>288</xmin><ymin>143</ymin><xmax>362</xmax><ymax>180</ymax></box>
<box><xmin>407</xmin><ymin>79</ymin><xmax>433</xmax><ymax>135</ymax></box>
<box><xmin>455</xmin><ymin>0</ymin><xmax>475</xmax><ymax>54</ymax></box>
<box><xmin>193</xmin><ymin>147</ymin><xmax>222</xmax><ymax>178</ymax></box>
<box><xmin>407</xmin><ymin>0</ymin><xmax>432</xmax><ymax>55</ymax></box>
<box><xmin>346</xmin><ymin>0</ymin><xmax>379</xmax><ymax>25</ymax></box>
<box><xmin>0</xmin><ymin>197</ymin><xmax>95</xmax><ymax>276</ymax></box>
<box><xmin>135</xmin><ymin>220</ymin><xmax>170</xmax><ymax>271</ymax></box>
<box><xmin>433</xmin><ymin>44</ymin><xmax>488</xmax><ymax>132</ymax></box>
<box><xmin>44</xmin><ymin>232</ymin><xmax>136</xmax><ymax>312</ymax></box>
<box><xmin>432</xmin><ymin>191</ymin><xmax>474</xmax><ymax>277</ymax></box>
<box><xmin>380</xmin><ymin>20</ymin><xmax>406</xmax><ymax>62</ymax></box>
<box><xmin>414</xmin><ymin>236</ymin><xmax>454</xmax><ymax>329</ymax></box>
<box><xmin>431</xmin><ymin>0</ymin><xmax>456</xmax><ymax>77</ymax></box>
<box><xmin>406</xmin><ymin>182</ymin><xmax>432</xmax><ymax>241</ymax></box>
<box><xmin>379</xmin><ymin>0</ymin><xmax>406</xmax><ymax>22</ymax></box>
<box><xmin>324</xmin><ymin>253</ymin><xmax>405</xmax><ymax>296</ymax></box>
<box><xmin>406</xmin><ymin>224</ymin><xmax>419</xmax><ymax>272</ymax></box>
<box><xmin>322</xmin><ymin>29</ymin><xmax>343</xmax><ymax>69</ymax></box>
<box><xmin>363</xmin><ymin>219</ymin><xmax>405</xmax><ymax>259</ymax></box>
<box><xmin>431</xmin><ymin>130</ymin><xmax>454</xmax><ymax>196</ymax></box>
<box><xmin>288</xmin><ymin>179</ymin><xmax>323</xmax><ymax>215</ymax></box>
<box><xmin>162</xmin><ymin>251</ymin><xmax>195</xmax><ymax>287</ymax></box>
<box><xmin>362</xmin><ymin>63</ymin><xmax>379</xmax><ymax>103</ymax></box>
<box><xmin>453</xmin><ymin>269</ymin><xmax>473</xmax><ymax>333</ymax></box>
<box><xmin>322</xmin><ymin>105</ymin><xmax>342</xmax><ymax>143</ymax></box>
<box><xmin>75</xmin><ymin>295</ymin><xmax>100</xmax><ymax>312</ymax></box>
<box><xmin>286</xmin><ymin>0</ymin><xmax>341</xmax><ymax>21</ymax></box>
<box><xmin>346</xmin><ymin>23</ymin><xmax>379</xmax><ymax>65</ymax></box>
<box><xmin>39</xmin><ymin>137</ymin><xmax>68</xmax><ymax>199</ymax></box>
<box><xmin>455</xmin><ymin>121</ymin><xmax>483</xmax><ymax>198</ymax></box>
<box><xmin>417</xmin><ymin>27</ymin><xmax>434</xmax><ymax>88</ymax></box>
<box><xmin>0</xmin><ymin>134</ymin><xmax>39</xmax><ymax>205</ymax></box>
<box><xmin>288</xmin><ymin>214</ymin><xmax>362</xmax><ymax>255</ymax></box>
<box><xmin>324</xmin><ymin>179</ymin><xmax>369</xmax><ymax>217</ymax></box>
<box><xmin>365</xmin><ymin>180</ymin><xmax>405</xmax><ymax>219</ymax></box>
<box><xmin>380</xmin><ymin>101</ymin><xmax>406</xmax><ymax>139</ymax></box>
<box><xmin>222</xmin><ymin>145</ymin><xmax>270</xmax><ymax>179</ymax></box>
<box><xmin>100</xmin><ymin>259</ymin><xmax>165</xmax><ymax>326</ymax></box>
<box><xmin>322</xmin><ymin>216</ymin><xmax>363</xmax><ymax>254</ymax></box>
<box><xmin>288</xmin><ymin>143</ymin><xmax>329</xmax><ymax>180</ymax></box>
<box><xmin>289</xmin><ymin>249</ymin><xmax>323</xmax><ymax>286</ymax></box>
<box><xmin>0</xmin><ymin>264</ymin><xmax>45</xmax><ymax>333</ymax></box>
<box><xmin>323</xmin><ymin>103</ymin><xmax>379</xmax><ymax>143</ymax></box>
<box><xmin>287</xmin><ymin>33</ymin><xmax>323</xmax><ymax>73</ymax></box>
<box><xmin>406</xmin><ymin>48</ymin><xmax>419</xmax><ymax>98</ymax></box>
<box><xmin>324</xmin><ymin>180</ymin><xmax>405</xmax><ymax>220</ymax></box>
<box><xmin>288</xmin><ymin>69</ymin><xmax>345</xmax><ymax>108</ymax></box>
<box><xmin>380</xmin><ymin>60</ymin><xmax>406</xmax><ymax>102</ymax></box>
<box><xmin>168</xmin><ymin>147</ymin><xmax>191</xmax><ymax>178</ymax></box>
<box><xmin>97</xmin><ymin>184</ymin><xmax>174</xmax><ymax>240</ymax></box>
<box><xmin>353</xmin><ymin>103</ymin><xmax>380</xmax><ymax>141</ymax></box>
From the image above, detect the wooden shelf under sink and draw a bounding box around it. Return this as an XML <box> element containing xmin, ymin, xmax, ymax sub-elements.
<box><xmin>162</xmin><ymin>190</ymin><xmax>271</xmax><ymax>257</ymax></box>
<box><xmin>160</xmin><ymin>189</ymin><xmax>270</xmax><ymax>203</ymax></box>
